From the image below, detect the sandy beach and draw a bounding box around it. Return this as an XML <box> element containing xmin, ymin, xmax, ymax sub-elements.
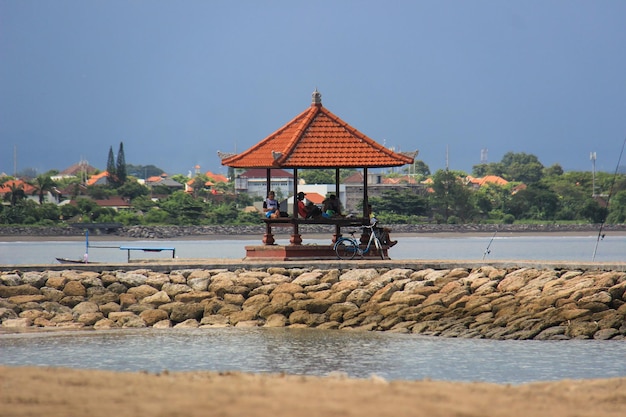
<box><xmin>1</xmin><ymin>366</ymin><xmax>625</xmax><ymax>417</ymax></box>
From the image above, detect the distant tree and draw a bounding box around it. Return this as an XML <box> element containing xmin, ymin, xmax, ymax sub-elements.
<box><xmin>506</xmin><ymin>184</ymin><xmax>559</xmax><ymax>220</ymax></box>
<box><xmin>16</xmin><ymin>167</ymin><xmax>38</xmax><ymax>179</ymax></box>
<box><xmin>606</xmin><ymin>190</ymin><xmax>626</xmax><ymax>223</ymax></box>
<box><xmin>60</xmin><ymin>203</ymin><xmax>81</xmax><ymax>221</ymax></box>
<box><xmin>299</xmin><ymin>169</ymin><xmax>334</xmax><ymax>184</ymax></box>
<box><xmin>30</xmin><ymin>175</ymin><xmax>56</xmax><ymax>204</ymax></box>
<box><xmin>190</xmin><ymin>174</ymin><xmax>209</xmax><ymax>198</ymax></box>
<box><xmin>369</xmin><ymin>189</ymin><xmax>429</xmax><ymax>216</ymax></box>
<box><xmin>170</xmin><ymin>174</ymin><xmax>189</xmax><ymax>185</ymax></box>
<box><xmin>429</xmin><ymin>169</ymin><xmax>475</xmax><ymax>223</ymax></box>
<box><xmin>125</xmin><ymin>164</ymin><xmax>164</xmax><ymax>179</ymax></box>
<box><xmin>131</xmin><ymin>196</ymin><xmax>156</xmax><ymax>212</ymax></box>
<box><xmin>404</xmin><ymin>160</ymin><xmax>430</xmax><ymax>177</ymax></box>
<box><xmin>160</xmin><ymin>191</ymin><xmax>206</xmax><ymax>225</ymax></box>
<box><xmin>299</xmin><ymin>169</ymin><xmax>356</xmax><ymax>184</ymax></box>
<box><xmin>500</xmin><ymin>152</ymin><xmax>544</xmax><ymax>184</ymax></box>
<box><xmin>86</xmin><ymin>185</ymin><xmax>114</xmax><ymax>200</ymax></box>
<box><xmin>472</xmin><ymin>183</ymin><xmax>512</xmax><ymax>218</ymax></box>
<box><xmin>35</xmin><ymin>203</ymin><xmax>61</xmax><ymax>223</ymax></box>
<box><xmin>143</xmin><ymin>207</ymin><xmax>170</xmax><ymax>224</ymax></box>
<box><xmin>544</xmin><ymin>163</ymin><xmax>564</xmax><ymax>177</ymax></box>
<box><xmin>116</xmin><ymin>142</ymin><xmax>127</xmax><ymax>184</ymax></box>
<box><xmin>580</xmin><ymin>198</ymin><xmax>608</xmax><ymax>223</ymax></box>
<box><xmin>106</xmin><ymin>146</ymin><xmax>116</xmax><ymax>186</ymax></box>
<box><xmin>472</xmin><ymin>162</ymin><xmax>505</xmax><ymax>178</ymax></box>
<box><xmin>117</xmin><ymin>179</ymin><xmax>149</xmax><ymax>200</ymax></box>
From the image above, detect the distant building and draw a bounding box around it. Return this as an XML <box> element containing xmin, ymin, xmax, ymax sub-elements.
<box><xmin>53</xmin><ymin>161</ymin><xmax>98</xmax><ymax>182</ymax></box>
<box><xmin>145</xmin><ymin>174</ymin><xmax>184</xmax><ymax>191</ymax></box>
<box><xmin>235</xmin><ymin>168</ymin><xmax>294</xmax><ymax>199</ymax></box>
<box><xmin>86</xmin><ymin>171</ymin><xmax>110</xmax><ymax>186</ymax></box>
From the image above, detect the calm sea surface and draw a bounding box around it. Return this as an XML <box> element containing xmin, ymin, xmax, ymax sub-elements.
<box><xmin>2</xmin><ymin>234</ymin><xmax>625</xmax><ymax>384</ymax></box>
<box><xmin>1</xmin><ymin>233</ymin><xmax>625</xmax><ymax>264</ymax></box>
<box><xmin>2</xmin><ymin>328</ymin><xmax>626</xmax><ymax>384</ymax></box>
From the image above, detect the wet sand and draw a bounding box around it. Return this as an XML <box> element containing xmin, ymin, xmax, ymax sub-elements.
<box><xmin>1</xmin><ymin>366</ymin><xmax>625</xmax><ymax>417</ymax></box>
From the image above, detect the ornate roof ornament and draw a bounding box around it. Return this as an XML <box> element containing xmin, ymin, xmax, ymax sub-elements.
<box><xmin>311</xmin><ymin>89</ymin><xmax>322</xmax><ymax>106</ymax></box>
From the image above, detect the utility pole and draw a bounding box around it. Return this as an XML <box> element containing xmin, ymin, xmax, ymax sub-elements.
<box><xmin>590</xmin><ymin>152</ymin><xmax>597</xmax><ymax>197</ymax></box>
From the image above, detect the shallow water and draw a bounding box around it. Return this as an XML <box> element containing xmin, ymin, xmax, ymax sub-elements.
<box><xmin>1</xmin><ymin>234</ymin><xmax>625</xmax><ymax>264</ymax></box>
<box><xmin>2</xmin><ymin>328</ymin><xmax>626</xmax><ymax>384</ymax></box>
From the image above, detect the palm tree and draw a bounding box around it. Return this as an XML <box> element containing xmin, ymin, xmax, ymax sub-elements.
<box><xmin>30</xmin><ymin>175</ymin><xmax>56</xmax><ymax>204</ymax></box>
<box><xmin>3</xmin><ymin>182</ymin><xmax>26</xmax><ymax>206</ymax></box>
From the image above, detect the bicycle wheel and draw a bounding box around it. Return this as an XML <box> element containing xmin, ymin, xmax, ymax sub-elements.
<box><xmin>376</xmin><ymin>238</ymin><xmax>385</xmax><ymax>261</ymax></box>
<box><xmin>373</xmin><ymin>237</ymin><xmax>385</xmax><ymax>260</ymax></box>
<box><xmin>335</xmin><ymin>238</ymin><xmax>358</xmax><ymax>260</ymax></box>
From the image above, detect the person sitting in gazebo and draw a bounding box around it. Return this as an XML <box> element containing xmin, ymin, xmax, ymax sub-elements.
<box><xmin>263</xmin><ymin>191</ymin><xmax>280</xmax><ymax>218</ymax></box>
<box><xmin>367</xmin><ymin>204</ymin><xmax>397</xmax><ymax>247</ymax></box>
<box><xmin>322</xmin><ymin>194</ymin><xmax>342</xmax><ymax>218</ymax></box>
<box><xmin>296</xmin><ymin>192</ymin><xmax>308</xmax><ymax>218</ymax></box>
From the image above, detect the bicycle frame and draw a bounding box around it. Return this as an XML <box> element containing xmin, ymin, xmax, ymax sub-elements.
<box><xmin>333</xmin><ymin>223</ymin><xmax>385</xmax><ymax>260</ymax></box>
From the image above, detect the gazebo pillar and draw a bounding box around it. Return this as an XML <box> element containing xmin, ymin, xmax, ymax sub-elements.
<box><xmin>290</xmin><ymin>168</ymin><xmax>302</xmax><ymax>245</ymax></box>
<box><xmin>360</xmin><ymin>167</ymin><xmax>370</xmax><ymax>245</ymax></box>
<box><xmin>263</xmin><ymin>168</ymin><xmax>275</xmax><ymax>245</ymax></box>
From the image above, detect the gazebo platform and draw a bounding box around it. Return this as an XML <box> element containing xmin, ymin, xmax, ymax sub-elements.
<box><xmin>244</xmin><ymin>244</ymin><xmax>388</xmax><ymax>261</ymax></box>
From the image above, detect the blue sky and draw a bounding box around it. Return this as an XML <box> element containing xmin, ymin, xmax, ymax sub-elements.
<box><xmin>1</xmin><ymin>0</ymin><xmax>625</xmax><ymax>177</ymax></box>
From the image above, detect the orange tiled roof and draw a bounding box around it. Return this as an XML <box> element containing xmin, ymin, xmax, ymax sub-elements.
<box><xmin>343</xmin><ymin>171</ymin><xmax>364</xmax><ymax>183</ymax></box>
<box><xmin>466</xmin><ymin>175</ymin><xmax>509</xmax><ymax>187</ymax></box>
<box><xmin>205</xmin><ymin>171</ymin><xmax>228</xmax><ymax>183</ymax></box>
<box><xmin>0</xmin><ymin>179</ymin><xmax>35</xmax><ymax>195</ymax></box>
<box><xmin>478</xmin><ymin>175</ymin><xmax>509</xmax><ymax>186</ymax></box>
<box><xmin>304</xmin><ymin>192</ymin><xmax>325</xmax><ymax>204</ymax></box>
<box><xmin>220</xmin><ymin>90</ymin><xmax>417</xmax><ymax>169</ymax></box>
<box><xmin>87</xmin><ymin>171</ymin><xmax>109</xmax><ymax>186</ymax></box>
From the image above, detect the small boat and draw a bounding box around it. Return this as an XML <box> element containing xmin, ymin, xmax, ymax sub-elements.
<box><xmin>55</xmin><ymin>257</ymin><xmax>96</xmax><ymax>264</ymax></box>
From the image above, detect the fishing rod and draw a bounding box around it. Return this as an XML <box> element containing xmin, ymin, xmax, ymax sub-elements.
<box><xmin>592</xmin><ymin>136</ymin><xmax>626</xmax><ymax>261</ymax></box>
<box><xmin>482</xmin><ymin>226</ymin><xmax>498</xmax><ymax>260</ymax></box>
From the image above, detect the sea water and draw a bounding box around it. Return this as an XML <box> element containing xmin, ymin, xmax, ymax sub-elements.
<box><xmin>1</xmin><ymin>234</ymin><xmax>625</xmax><ymax>264</ymax></box>
<box><xmin>2</xmin><ymin>234</ymin><xmax>626</xmax><ymax>384</ymax></box>
<box><xmin>1</xmin><ymin>328</ymin><xmax>626</xmax><ymax>384</ymax></box>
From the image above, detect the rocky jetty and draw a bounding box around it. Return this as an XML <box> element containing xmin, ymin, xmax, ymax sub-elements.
<box><xmin>2</xmin><ymin>265</ymin><xmax>626</xmax><ymax>340</ymax></box>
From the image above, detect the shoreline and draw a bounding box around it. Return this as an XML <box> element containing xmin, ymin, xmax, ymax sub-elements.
<box><xmin>1</xmin><ymin>366</ymin><xmax>625</xmax><ymax>417</ymax></box>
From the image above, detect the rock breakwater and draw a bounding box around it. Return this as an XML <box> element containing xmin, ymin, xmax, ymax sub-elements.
<box><xmin>2</xmin><ymin>266</ymin><xmax>626</xmax><ymax>340</ymax></box>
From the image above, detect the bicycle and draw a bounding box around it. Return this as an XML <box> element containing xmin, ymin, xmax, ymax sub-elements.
<box><xmin>333</xmin><ymin>221</ymin><xmax>386</xmax><ymax>260</ymax></box>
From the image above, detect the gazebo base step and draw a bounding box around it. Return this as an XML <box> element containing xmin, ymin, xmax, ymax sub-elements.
<box><xmin>244</xmin><ymin>244</ymin><xmax>388</xmax><ymax>261</ymax></box>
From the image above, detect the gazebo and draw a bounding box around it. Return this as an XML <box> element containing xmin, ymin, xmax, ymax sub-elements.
<box><xmin>219</xmin><ymin>90</ymin><xmax>417</xmax><ymax>259</ymax></box>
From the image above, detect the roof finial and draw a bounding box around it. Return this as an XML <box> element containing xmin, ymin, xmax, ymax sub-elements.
<box><xmin>311</xmin><ymin>88</ymin><xmax>322</xmax><ymax>106</ymax></box>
